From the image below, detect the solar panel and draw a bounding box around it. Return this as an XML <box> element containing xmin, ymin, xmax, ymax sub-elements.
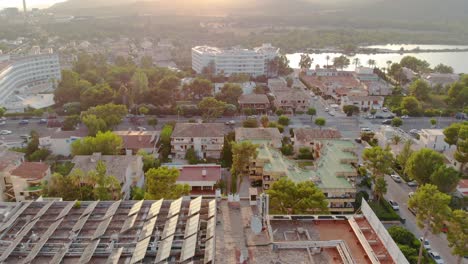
<box><xmin>208</xmin><ymin>200</ymin><xmax>216</xmax><ymax>219</ymax></box>
<box><xmin>120</xmin><ymin>213</ymin><xmax>138</xmax><ymax>233</ymax></box>
<box><xmin>184</xmin><ymin>214</ymin><xmax>200</xmax><ymax>239</ymax></box>
<box><xmin>102</xmin><ymin>200</ymin><xmax>122</xmax><ymax>220</ymax></box>
<box><xmin>130</xmin><ymin>236</ymin><xmax>151</xmax><ymax>264</ymax></box>
<box><xmin>167</xmin><ymin>197</ymin><xmax>182</xmax><ymax>219</ymax></box>
<box><xmin>93</xmin><ymin>217</ymin><xmax>113</xmax><ymax>240</ymax></box>
<box><xmin>139</xmin><ymin>216</ymin><xmax>157</xmax><ymax>241</ymax></box>
<box><xmin>32</xmin><ymin>201</ymin><xmax>54</xmax><ymax>221</ymax></box>
<box><xmin>161</xmin><ymin>215</ymin><xmax>178</xmax><ymax>240</ymax></box>
<box><xmin>79</xmin><ymin>239</ymin><xmax>100</xmax><ymax>264</ymax></box>
<box><xmin>55</xmin><ymin>201</ymin><xmax>77</xmax><ymax>220</ymax></box>
<box><xmin>21</xmin><ymin>218</ymin><xmax>64</xmax><ymax>263</ymax></box>
<box><xmin>205</xmin><ymin>217</ymin><xmax>215</xmax><ymax>240</ymax></box>
<box><xmin>0</xmin><ymin>218</ymin><xmax>39</xmax><ymax>262</ymax></box>
<box><xmin>81</xmin><ymin>200</ymin><xmax>99</xmax><ymax>217</ymax></box>
<box><xmin>0</xmin><ymin>201</ymin><xmax>31</xmax><ymax>232</ymax></box>
<box><xmin>179</xmin><ymin>234</ymin><xmax>198</xmax><ymax>262</ymax></box>
<box><xmin>188</xmin><ymin>197</ymin><xmax>202</xmax><ymax>216</ymax></box>
<box><xmin>50</xmin><ymin>244</ymin><xmax>69</xmax><ymax>264</ymax></box>
<box><xmin>128</xmin><ymin>200</ymin><xmax>144</xmax><ymax>216</ymax></box>
<box><xmin>105</xmin><ymin>247</ymin><xmax>123</xmax><ymax>264</ymax></box>
<box><xmin>203</xmin><ymin>238</ymin><xmax>214</xmax><ymax>264</ymax></box>
<box><xmin>72</xmin><ymin>214</ymin><xmax>90</xmax><ymax>232</ymax></box>
<box><xmin>154</xmin><ymin>235</ymin><xmax>174</xmax><ymax>263</ymax></box>
<box><xmin>147</xmin><ymin>199</ymin><xmax>163</xmax><ymax>220</ymax></box>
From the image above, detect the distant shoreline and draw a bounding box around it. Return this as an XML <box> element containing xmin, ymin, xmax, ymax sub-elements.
<box><xmin>301</xmin><ymin>48</ymin><xmax>468</xmax><ymax>55</ymax></box>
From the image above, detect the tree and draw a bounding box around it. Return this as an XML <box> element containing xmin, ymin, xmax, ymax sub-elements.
<box><xmin>446</xmin><ymin>210</ymin><xmax>468</xmax><ymax>263</ymax></box>
<box><xmin>434</xmin><ymin>63</ymin><xmax>454</xmax><ymax>74</ymax></box>
<box><xmin>221</xmin><ymin>132</ymin><xmax>235</xmax><ymax>168</ymax></box>
<box><xmin>215</xmin><ymin>83</ymin><xmax>243</xmax><ymax>105</ymax></box>
<box><xmin>144</xmin><ymin>167</ymin><xmax>190</xmax><ymax>200</ymax></box>
<box><xmin>198</xmin><ymin>97</ymin><xmax>226</xmax><ymax>121</ymax></box>
<box><xmin>80</xmin><ymin>83</ymin><xmax>115</xmax><ymax>109</ymax></box>
<box><xmin>443</xmin><ymin>122</ymin><xmax>468</xmax><ymax>171</ymax></box>
<box><xmin>368</xmin><ymin>59</ymin><xmax>376</xmax><ymax>68</ymax></box>
<box><xmin>392</xmin><ymin>135</ymin><xmax>402</xmax><ymax>145</ymax></box>
<box><xmin>140</xmin><ymin>55</ymin><xmax>153</xmax><ymax>68</ymax></box>
<box><xmin>430</xmin><ymin>118</ymin><xmax>437</xmax><ymax>127</ymax></box>
<box><xmin>362</xmin><ymin>146</ymin><xmax>393</xmax><ymax>179</ymax></box>
<box><xmin>54</xmin><ymin>70</ymin><xmax>82</xmax><ymax>106</ymax></box>
<box><xmin>352</xmin><ymin>58</ymin><xmax>360</xmax><ymax>69</ymax></box>
<box><xmin>430</xmin><ymin>165</ymin><xmax>460</xmax><ymax>193</ymax></box>
<box><xmin>401</xmin><ymin>96</ymin><xmax>422</xmax><ymax>116</ymax></box>
<box><xmin>391</xmin><ymin>117</ymin><xmax>403</xmax><ymax>127</ymax></box>
<box><xmin>333</xmin><ymin>55</ymin><xmax>350</xmax><ymax>70</ymax></box>
<box><xmin>388</xmin><ymin>226</ymin><xmax>418</xmax><ymax>246</ymax></box>
<box><xmin>409</xmin><ymin>79</ymin><xmax>431</xmax><ymax>101</ymax></box>
<box><xmin>285</xmin><ymin>77</ymin><xmax>293</xmax><ymax>88</ymax></box>
<box><xmin>185</xmin><ymin>148</ymin><xmax>199</xmax><ymax>164</ymax></box>
<box><xmin>130</xmin><ymin>70</ymin><xmax>149</xmax><ymax>106</ymax></box>
<box><xmin>298</xmin><ymin>54</ymin><xmax>313</xmax><ymax>71</ymax></box>
<box><xmin>373</xmin><ymin>177</ymin><xmax>388</xmax><ymax>202</ymax></box>
<box><xmin>278</xmin><ymin>115</ymin><xmax>290</xmax><ymax>126</ymax></box>
<box><xmin>260</xmin><ymin>115</ymin><xmax>269</xmax><ymax>128</ymax></box>
<box><xmin>230</xmin><ymin>141</ymin><xmax>258</xmax><ymax>192</ymax></box>
<box><xmin>343</xmin><ymin>105</ymin><xmax>359</xmax><ymax>116</ymax></box>
<box><xmin>62</xmin><ymin>115</ymin><xmax>80</xmax><ymax>131</ymax></box>
<box><xmin>184</xmin><ymin>78</ymin><xmax>213</xmax><ymax>99</ymax></box>
<box><xmin>71</xmin><ymin>131</ymin><xmax>123</xmax><ymax>156</ymax></box>
<box><xmin>242</xmin><ymin>119</ymin><xmax>258</xmax><ymax>128</ymax></box>
<box><xmin>147</xmin><ymin>118</ymin><xmax>158</xmax><ymax>128</ymax></box>
<box><xmin>408</xmin><ymin>184</ymin><xmax>451</xmax><ymax>264</ymax></box>
<box><xmin>400</xmin><ymin>56</ymin><xmax>430</xmax><ymax>73</ymax></box>
<box><xmin>82</xmin><ymin>103</ymin><xmax>127</xmax><ymax>132</ymax></box>
<box><xmin>325</xmin><ymin>55</ymin><xmax>330</xmax><ymax>68</ymax></box>
<box><xmin>82</xmin><ymin>114</ymin><xmax>107</xmax><ymax>136</ymax></box>
<box><xmin>139</xmin><ymin>106</ymin><xmax>149</xmax><ymax>115</ymax></box>
<box><xmin>397</xmin><ymin>140</ymin><xmax>413</xmax><ymax>170</ymax></box>
<box><xmin>0</xmin><ymin>107</ymin><xmax>5</xmax><ymax>118</ymax></box>
<box><xmin>447</xmin><ymin>81</ymin><xmax>468</xmax><ymax>107</ymax></box>
<box><xmin>443</xmin><ymin>123</ymin><xmax>463</xmax><ymax>147</ymax></box>
<box><xmin>297</xmin><ymin>147</ymin><xmax>313</xmax><ymax>159</ymax></box>
<box><xmin>159</xmin><ymin>124</ymin><xmax>174</xmax><ymax>161</ymax></box>
<box><xmin>277</xmin><ymin>55</ymin><xmax>293</xmax><ymax>76</ymax></box>
<box><xmin>267</xmin><ymin>178</ymin><xmax>328</xmax><ymax>214</ymax></box>
<box><xmin>314</xmin><ymin>117</ymin><xmax>326</xmax><ymax>129</ymax></box>
<box><xmin>405</xmin><ymin>149</ymin><xmax>445</xmax><ymax>184</ymax></box>
<box><xmin>137</xmin><ymin>150</ymin><xmax>160</xmax><ymax>172</ymax></box>
<box><xmin>307</xmin><ymin>107</ymin><xmax>316</xmax><ymax>117</ymax></box>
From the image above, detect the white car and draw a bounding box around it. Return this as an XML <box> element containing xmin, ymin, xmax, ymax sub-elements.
<box><xmin>419</xmin><ymin>237</ymin><xmax>431</xmax><ymax>250</ymax></box>
<box><xmin>328</xmin><ymin>111</ymin><xmax>336</xmax><ymax>116</ymax></box>
<box><xmin>401</xmin><ymin>115</ymin><xmax>409</xmax><ymax>119</ymax></box>
<box><xmin>408</xmin><ymin>192</ymin><xmax>414</xmax><ymax>198</ymax></box>
<box><xmin>0</xmin><ymin>121</ymin><xmax>5</xmax><ymax>126</ymax></box>
<box><xmin>325</xmin><ymin>107</ymin><xmax>329</xmax><ymax>112</ymax></box>
<box><xmin>390</xmin><ymin>174</ymin><xmax>402</xmax><ymax>183</ymax></box>
<box><xmin>428</xmin><ymin>251</ymin><xmax>444</xmax><ymax>264</ymax></box>
<box><xmin>388</xmin><ymin>200</ymin><xmax>399</xmax><ymax>211</ymax></box>
<box><xmin>0</xmin><ymin>130</ymin><xmax>12</xmax><ymax>135</ymax></box>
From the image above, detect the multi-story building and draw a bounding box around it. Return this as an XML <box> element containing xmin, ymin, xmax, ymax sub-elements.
<box><xmin>39</xmin><ymin>127</ymin><xmax>88</xmax><ymax>156</ymax></box>
<box><xmin>114</xmin><ymin>130</ymin><xmax>159</xmax><ymax>155</ymax></box>
<box><xmin>293</xmin><ymin>128</ymin><xmax>342</xmax><ymax>152</ymax></box>
<box><xmin>245</xmin><ymin>139</ymin><xmax>358</xmax><ymax>214</ymax></box>
<box><xmin>235</xmin><ymin>127</ymin><xmax>283</xmax><ymax>148</ymax></box>
<box><xmin>191</xmin><ymin>43</ymin><xmax>279</xmax><ymax>77</ymax></box>
<box><xmin>2</xmin><ymin>162</ymin><xmax>51</xmax><ymax>202</ymax></box>
<box><xmin>164</xmin><ymin>164</ymin><xmax>222</xmax><ymax>197</ymax></box>
<box><xmin>171</xmin><ymin>123</ymin><xmax>225</xmax><ymax>159</ymax></box>
<box><xmin>71</xmin><ymin>153</ymin><xmax>144</xmax><ymax>200</ymax></box>
<box><xmin>273</xmin><ymin>89</ymin><xmax>310</xmax><ymax>114</ymax></box>
<box><xmin>0</xmin><ymin>50</ymin><xmax>61</xmax><ymax>106</ymax></box>
<box><xmin>238</xmin><ymin>94</ymin><xmax>270</xmax><ymax>114</ymax></box>
<box><xmin>419</xmin><ymin>129</ymin><xmax>450</xmax><ymax>152</ymax></box>
<box><xmin>340</xmin><ymin>95</ymin><xmax>384</xmax><ymax>111</ymax></box>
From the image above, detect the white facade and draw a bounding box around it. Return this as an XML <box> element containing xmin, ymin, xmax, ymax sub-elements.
<box><xmin>340</xmin><ymin>96</ymin><xmax>384</xmax><ymax>111</ymax></box>
<box><xmin>172</xmin><ymin>136</ymin><xmax>224</xmax><ymax>159</ymax></box>
<box><xmin>0</xmin><ymin>52</ymin><xmax>61</xmax><ymax>106</ymax></box>
<box><xmin>192</xmin><ymin>44</ymin><xmax>279</xmax><ymax>76</ymax></box>
<box><xmin>39</xmin><ymin>136</ymin><xmax>82</xmax><ymax>156</ymax></box>
<box><xmin>419</xmin><ymin>129</ymin><xmax>450</xmax><ymax>152</ymax></box>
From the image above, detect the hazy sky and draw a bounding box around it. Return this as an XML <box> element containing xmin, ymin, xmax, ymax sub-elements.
<box><xmin>0</xmin><ymin>0</ymin><xmax>66</xmax><ymax>9</ymax></box>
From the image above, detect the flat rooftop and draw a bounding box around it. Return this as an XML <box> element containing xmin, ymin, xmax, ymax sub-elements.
<box><xmin>253</xmin><ymin>139</ymin><xmax>358</xmax><ymax>190</ymax></box>
<box><xmin>0</xmin><ymin>198</ymin><xmax>216</xmax><ymax>263</ymax></box>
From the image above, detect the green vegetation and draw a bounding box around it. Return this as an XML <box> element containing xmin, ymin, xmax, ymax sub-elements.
<box><xmin>446</xmin><ymin>210</ymin><xmax>468</xmax><ymax>262</ymax></box>
<box><xmin>443</xmin><ymin>122</ymin><xmax>468</xmax><ymax>172</ymax></box>
<box><xmin>242</xmin><ymin>118</ymin><xmax>259</xmax><ymax>128</ymax></box>
<box><xmin>198</xmin><ymin>97</ymin><xmax>226</xmax><ymax>121</ymax></box>
<box><xmin>215</xmin><ymin>83</ymin><xmax>243</xmax><ymax>105</ymax></box>
<box><xmin>405</xmin><ymin>149</ymin><xmax>445</xmax><ymax>184</ymax></box>
<box><xmin>278</xmin><ymin>115</ymin><xmax>290</xmax><ymax>126</ymax></box>
<box><xmin>368</xmin><ymin>200</ymin><xmax>400</xmax><ymax>221</ymax></box>
<box><xmin>314</xmin><ymin>117</ymin><xmax>326</xmax><ymax>129</ymax></box>
<box><xmin>267</xmin><ymin>177</ymin><xmax>328</xmax><ymax>215</ymax></box>
<box><xmin>81</xmin><ymin>103</ymin><xmax>127</xmax><ymax>136</ymax></box>
<box><xmin>343</xmin><ymin>105</ymin><xmax>359</xmax><ymax>116</ymax></box>
<box><xmin>71</xmin><ymin>131</ymin><xmax>123</xmax><ymax>156</ymax></box>
<box><xmin>144</xmin><ymin>167</ymin><xmax>190</xmax><ymax>200</ymax></box>
<box><xmin>230</xmin><ymin>141</ymin><xmax>258</xmax><ymax>193</ymax></box>
<box><xmin>220</xmin><ymin>132</ymin><xmax>235</xmax><ymax>168</ymax></box>
<box><xmin>388</xmin><ymin>226</ymin><xmax>434</xmax><ymax>264</ymax></box>
<box><xmin>137</xmin><ymin>150</ymin><xmax>160</xmax><ymax>172</ymax></box>
<box><xmin>159</xmin><ymin>123</ymin><xmax>174</xmax><ymax>162</ymax></box>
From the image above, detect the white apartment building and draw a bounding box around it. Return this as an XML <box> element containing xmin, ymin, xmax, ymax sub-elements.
<box><xmin>192</xmin><ymin>43</ymin><xmax>279</xmax><ymax>77</ymax></box>
<box><xmin>171</xmin><ymin>123</ymin><xmax>225</xmax><ymax>159</ymax></box>
<box><xmin>0</xmin><ymin>50</ymin><xmax>61</xmax><ymax>106</ymax></box>
<box><xmin>419</xmin><ymin>129</ymin><xmax>450</xmax><ymax>152</ymax></box>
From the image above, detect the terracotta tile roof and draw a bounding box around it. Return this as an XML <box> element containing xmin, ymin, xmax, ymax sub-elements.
<box><xmin>235</xmin><ymin>128</ymin><xmax>282</xmax><ymax>141</ymax></box>
<box><xmin>10</xmin><ymin>162</ymin><xmax>49</xmax><ymax>180</ymax></box>
<box><xmin>177</xmin><ymin>165</ymin><xmax>221</xmax><ymax>182</ymax></box>
<box><xmin>172</xmin><ymin>123</ymin><xmax>225</xmax><ymax>138</ymax></box>
<box><xmin>238</xmin><ymin>94</ymin><xmax>270</xmax><ymax>104</ymax></box>
<box><xmin>47</xmin><ymin>126</ymin><xmax>89</xmax><ymax>139</ymax></box>
<box><xmin>114</xmin><ymin>131</ymin><xmax>159</xmax><ymax>150</ymax></box>
<box><xmin>295</xmin><ymin>128</ymin><xmax>342</xmax><ymax>142</ymax></box>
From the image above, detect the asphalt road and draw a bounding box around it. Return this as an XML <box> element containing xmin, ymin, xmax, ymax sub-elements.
<box><xmin>384</xmin><ymin>175</ymin><xmax>466</xmax><ymax>264</ymax></box>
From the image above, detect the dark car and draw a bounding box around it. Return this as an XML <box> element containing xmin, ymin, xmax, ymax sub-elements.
<box><xmin>38</xmin><ymin>119</ymin><xmax>47</xmax><ymax>124</ymax></box>
<box><xmin>19</xmin><ymin>119</ymin><xmax>29</xmax><ymax>125</ymax></box>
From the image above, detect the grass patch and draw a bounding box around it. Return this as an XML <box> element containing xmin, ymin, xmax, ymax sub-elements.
<box><xmin>368</xmin><ymin>200</ymin><xmax>400</xmax><ymax>221</ymax></box>
<box><xmin>297</xmin><ymin>161</ymin><xmax>313</xmax><ymax>168</ymax></box>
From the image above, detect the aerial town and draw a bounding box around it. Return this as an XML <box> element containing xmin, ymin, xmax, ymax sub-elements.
<box><xmin>0</xmin><ymin>1</ymin><xmax>467</xmax><ymax>264</ymax></box>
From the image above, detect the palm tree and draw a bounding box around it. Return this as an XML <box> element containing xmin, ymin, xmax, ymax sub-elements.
<box><xmin>353</xmin><ymin>58</ymin><xmax>360</xmax><ymax>69</ymax></box>
<box><xmin>392</xmin><ymin>135</ymin><xmax>402</xmax><ymax>145</ymax></box>
<box><xmin>325</xmin><ymin>55</ymin><xmax>330</xmax><ymax>68</ymax></box>
<box><xmin>298</xmin><ymin>54</ymin><xmax>313</xmax><ymax>72</ymax></box>
<box><xmin>368</xmin><ymin>59</ymin><xmax>376</xmax><ymax>68</ymax></box>
<box><xmin>386</xmin><ymin>60</ymin><xmax>392</xmax><ymax>71</ymax></box>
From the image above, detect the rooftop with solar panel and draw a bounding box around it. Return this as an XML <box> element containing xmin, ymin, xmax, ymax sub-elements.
<box><xmin>0</xmin><ymin>197</ymin><xmax>216</xmax><ymax>264</ymax></box>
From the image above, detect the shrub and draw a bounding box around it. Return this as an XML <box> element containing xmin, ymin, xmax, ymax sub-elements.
<box><xmin>275</xmin><ymin>109</ymin><xmax>284</xmax><ymax>116</ymax></box>
<box><xmin>368</xmin><ymin>200</ymin><xmax>400</xmax><ymax>221</ymax></box>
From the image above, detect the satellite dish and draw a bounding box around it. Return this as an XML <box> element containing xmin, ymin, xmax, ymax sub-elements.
<box><xmin>251</xmin><ymin>216</ymin><xmax>262</xmax><ymax>234</ymax></box>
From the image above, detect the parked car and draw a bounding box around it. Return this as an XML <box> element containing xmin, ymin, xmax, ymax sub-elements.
<box><xmin>408</xmin><ymin>192</ymin><xmax>414</xmax><ymax>198</ymax></box>
<box><xmin>0</xmin><ymin>130</ymin><xmax>12</xmax><ymax>135</ymax></box>
<box><xmin>328</xmin><ymin>111</ymin><xmax>336</xmax><ymax>116</ymax></box>
<box><xmin>0</xmin><ymin>121</ymin><xmax>5</xmax><ymax>126</ymax></box>
<box><xmin>428</xmin><ymin>251</ymin><xmax>444</xmax><ymax>264</ymax></box>
<box><xmin>19</xmin><ymin>119</ymin><xmax>29</xmax><ymax>125</ymax></box>
<box><xmin>382</xmin><ymin>119</ymin><xmax>392</xmax><ymax>125</ymax></box>
<box><xmin>225</xmin><ymin>120</ymin><xmax>235</xmax><ymax>125</ymax></box>
<box><xmin>360</xmin><ymin>127</ymin><xmax>372</xmax><ymax>132</ymax></box>
<box><xmin>390</xmin><ymin>174</ymin><xmax>402</xmax><ymax>183</ymax></box>
<box><xmin>388</xmin><ymin>200</ymin><xmax>399</xmax><ymax>211</ymax></box>
<box><xmin>325</xmin><ymin>107</ymin><xmax>329</xmax><ymax>112</ymax></box>
<box><xmin>38</xmin><ymin>119</ymin><xmax>47</xmax><ymax>124</ymax></box>
<box><xmin>401</xmin><ymin>115</ymin><xmax>409</xmax><ymax>119</ymax></box>
<box><xmin>419</xmin><ymin>237</ymin><xmax>431</xmax><ymax>250</ymax></box>
<box><xmin>382</xmin><ymin>107</ymin><xmax>389</xmax><ymax>112</ymax></box>
<box><xmin>407</xmin><ymin>181</ymin><xmax>418</xmax><ymax>187</ymax></box>
<box><xmin>0</xmin><ymin>117</ymin><xmax>6</xmax><ymax>121</ymax></box>
<box><xmin>354</xmin><ymin>138</ymin><xmax>362</xmax><ymax>144</ymax></box>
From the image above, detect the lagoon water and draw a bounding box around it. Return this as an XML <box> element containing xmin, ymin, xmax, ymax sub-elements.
<box><xmin>286</xmin><ymin>45</ymin><xmax>468</xmax><ymax>73</ymax></box>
